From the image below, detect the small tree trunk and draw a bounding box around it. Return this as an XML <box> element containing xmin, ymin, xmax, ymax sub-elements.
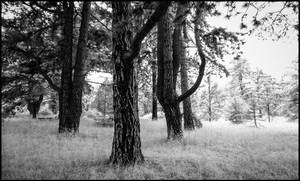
<box><xmin>267</xmin><ymin>104</ymin><xmax>271</xmax><ymax>122</ymax></box>
<box><xmin>258</xmin><ymin>109</ymin><xmax>262</xmax><ymax>118</ymax></box>
<box><xmin>208</xmin><ymin>75</ymin><xmax>212</xmax><ymax>122</ymax></box>
<box><xmin>253</xmin><ymin>104</ymin><xmax>257</xmax><ymax>127</ymax></box>
<box><xmin>152</xmin><ymin>53</ymin><xmax>158</xmax><ymax>120</ymax></box>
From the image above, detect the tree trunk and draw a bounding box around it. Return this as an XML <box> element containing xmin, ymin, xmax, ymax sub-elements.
<box><xmin>267</xmin><ymin>104</ymin><xmax>271</xmax><ymax>122</ymax></box>
<box><xmin>157</xmin><ymin>7</ymin><xmax>183</xmax><ymax>140</ymax></box>
<box><xmin>208</xmin><ymin>75</ymin><xmax>212</xmax><ymax>122</ymax></box>
<box><xmin>258</xmin><ymin>109</ymin><xmax>262</xmax><ymax>118</ymax></box>
<box><xmin>27</xmin><ymin>95</ymin><xmax>43</xmax><ymax>119</ymax></box>
<box><xmin>152</xmin><ymin>50</ymin><xmax>158</xmax><ymax>120</ymax></box>
<box><xmin>59</xmin><ymin>2</ymin><xmax>75</xmax><ymax>133</ymax></box>
<box><xmin>172</xmin><ymin>2</ymin><xmax>195</xmax><ymax>130</ymax></box>
<box><xmin>109</xmin><ymin>2</ymin><xmax>144</xmax><ymax>165</ymax></box>
<box><xmin>71</xmin><ymin>1</ymin><xmax>91</xmax><ymax>132</ymax></box>
<box><xmin>253</xmin><ymin>104</ymin><xmax>257</xmax><ymax>127</ymax></box>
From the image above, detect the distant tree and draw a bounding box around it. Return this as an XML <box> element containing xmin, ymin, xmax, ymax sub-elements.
<box><xmin>280</xmin><ymin>59</ymin><xmax>299</xmax><ymax>121</ymax></box>
<box><xmin>225</xmin><ymin>93</ymin><xmax>250</xmax><ymax>124</ymax></box>
<box><xmin>260</xmin><ymin>75</ymin><xmax>281</xmax><ymax>122</ymax></box>
<box><xmin>244</xmin><ymin>69</ymin><xmax>265</xmax><ymax>127</ymax></box>
<box><xmin>198</xmin><ymin>74</ymin><xmax>226</xmax><ymax>122</ymax></box>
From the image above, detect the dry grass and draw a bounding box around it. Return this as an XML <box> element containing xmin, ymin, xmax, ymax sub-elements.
<box><xmin>1</xmin><ymin>113</ymin><xmax>298</xmax><ymax>179</ymax></box>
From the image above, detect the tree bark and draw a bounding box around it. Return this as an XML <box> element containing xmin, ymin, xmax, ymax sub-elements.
<box><xmin>58</xmin><ymin>2</ymin><xmax>75</xmax><ymax>133</ymax></box>
<box><xmin>178</xmin><ymin>5</ymin><xmax>196</xmax><ymax>130</ymax></box>
<box><xmin>157</xmin><ymin>6</ymin><xmax>183</xmax><ymax>140</ymax></box>
<box><xmin>71</xmin><ymin>1</ymin><xmax>91</xmax><ymax>131</ymax></box>
<box><xmin>109</xmin><ymin>1</ymin><xmax>170</xmax><ymax>165</ymax></box>
<box><xmin>110</xmin><ymin>2</ymin><xmax>142</xmax><ymax>165</ymax></box>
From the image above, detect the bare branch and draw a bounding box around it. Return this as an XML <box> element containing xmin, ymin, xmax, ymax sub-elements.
<box><xmin>126</xmin><ymin>1</ymin><xmax>171</xmax><ymax>61</ymax></box>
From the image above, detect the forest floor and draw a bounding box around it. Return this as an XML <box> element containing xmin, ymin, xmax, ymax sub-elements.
<box><xmin>1</xmin><ymin>112</ymin><xmax>298</xmax><ymax>179</ymax></box>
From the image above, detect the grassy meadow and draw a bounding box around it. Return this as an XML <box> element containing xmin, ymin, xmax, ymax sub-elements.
<box><xmin>1</xmin><ymin>112</ymin><xmax>298</xmax><ymax>179</ymax></box>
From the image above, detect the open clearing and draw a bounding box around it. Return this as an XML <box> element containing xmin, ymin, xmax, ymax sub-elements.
<box><xmin>1</xmin><ymin>114</ymin><xmax>298</xmax><ymax>179</ymax></box>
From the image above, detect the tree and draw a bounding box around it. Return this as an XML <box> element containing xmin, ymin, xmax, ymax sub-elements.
<box><xmin>175</xmin><ymin>2</ymin><xmax>197</xmax><ymax>130</ymax></box>
<box><xmin>157</xmin><ymin>4</ymin><xmax>184</xmax><ymax>140</ymax></box>
<box><xmin>260</xmin><ymin>75</ymin><xmax>281</xmax><ymax>122</ymax></box>
<box><xmin>109</xmin><ymin>1</ymin><xmax>170</xmax><ymax>165</ymax></box>
<box><xmin>197</xmin><ymin>73</ymin><xmax>225</xmax><ymax>122</ymax></box>
<box><xmin>58</xmin><ymin>1</ymin><xmax>91</xmax><ymax>133</ymax></box>
<box><xmin>280</xmin><ymin>59</ymin><xmax>299</xmax><ymax>121</ymax></box>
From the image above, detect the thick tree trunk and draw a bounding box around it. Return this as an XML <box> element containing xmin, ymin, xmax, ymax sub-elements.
<box><xmin>157</xmin><ymin>7</ymin><xmax>183</xmax><ymax>140</ymax></box>
<box><xmin>71</xmin><ymin>1</ymin><xmax>91</xmax><ymax>131</ymax></box>
<box><xmin>59</xmin><ymin>2</ymin><xmax>75</xmax><ymax>133</ymax></box>
<box><xmin>109</xmin><ymin>2</ymin><xmax>144</xmax><ymax>165</ymax></box>
<box><xmin>152</xmin><ymin>51</ymin><xmax>158</xmax><ymax>120</ymax></box>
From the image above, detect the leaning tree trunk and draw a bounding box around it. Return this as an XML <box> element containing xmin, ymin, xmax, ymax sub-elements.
<box><xmin>157</xmin><ymin>7</ymin><xmax>183</xmax><ymax>140</ymax></box>
<box><xmin>71</xmin><ymin>1</ymin><xmax>91</xmax><ymax>132</ymax></box>
<box><xmin>58</xmin><ymin>2</ymin><xmax>75</xmax><ymax>133</ymax></box>
<box><xmin>109</xmin><ymin>2</ymin><xmax>143</xmax><ymax>165</ymax></box>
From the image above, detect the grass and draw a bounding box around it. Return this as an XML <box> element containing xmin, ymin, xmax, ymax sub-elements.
<box><xmin>1</xmin><ymin>113</ymin><xmax>298</xmax><ymax>179</ymax></box>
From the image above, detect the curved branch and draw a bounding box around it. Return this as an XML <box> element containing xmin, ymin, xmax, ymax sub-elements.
<box><xmin>177</xmin><ymin>4</ymin><xmax>206</xmax><ymax>103</ymax></box>
<box><xmin>126</xmin><ymin>1</ymin><xmax>171</xmax><ymax>61</ymax></box>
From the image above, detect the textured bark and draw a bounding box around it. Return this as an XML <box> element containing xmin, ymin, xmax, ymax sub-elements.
<box><xmin>152</xmin><ymin>50</ymin><xmax>158</xmax><ymax>120</ymax></box>
<box><xmin>71</xmin><ymin>1</ymin><xmax>91</xmax><ymax>132</ymax></box>
<box><xmin>109</xmin><ymin>1</ymin><xmax>170</xmax><ymax>165</ymax></box>
<box><xmin>58</xmin><ymin>2</ymin><xmax>75</xmax><ymax>133</ymax></box>
<box><xmin>157</xmin><ymin>7</ymin><xmax>183</xmax><ymax>140</ymax></box>
<box><xmin>110</xmin><ymin>2</ymin><xmax>143</xmax><ymax>165</ymax></box>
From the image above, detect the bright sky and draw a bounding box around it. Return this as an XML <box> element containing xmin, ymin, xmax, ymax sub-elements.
<box><xmin>205</xmin><ymin>2</ymin><xmax>299</xmax><ymax>87</ymax></box>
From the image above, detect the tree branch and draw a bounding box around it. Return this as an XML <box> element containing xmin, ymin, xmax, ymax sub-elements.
<box><xmin>126</xmin><ymin>1</ymin><xmax>171</xmax><ymax>61</ymax></box>
<box><xmin>177</xmin><ymin>3</ymin><xmax>206</xmax><ymax>103</ymax></box>
<box><xmin>8</xmin><ymin>46</ymin><xmax>60</xmax><ymax>92</ymax></box>
<box><xmin>31</xmin><ymin>2</ymin><xmax>62</xmax><ymax>14</ymax></box>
